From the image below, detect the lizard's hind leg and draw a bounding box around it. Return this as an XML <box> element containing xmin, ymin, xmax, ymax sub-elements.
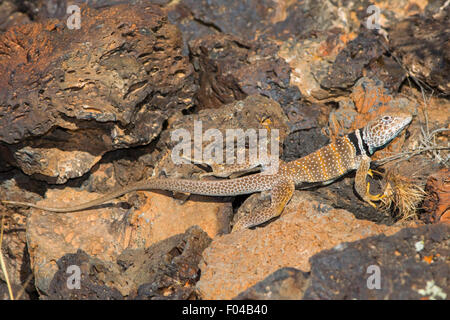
<box><xmin>232</xmin><ymin>179</ymin><xmax>295</xmax><ymax>232</ymax></box>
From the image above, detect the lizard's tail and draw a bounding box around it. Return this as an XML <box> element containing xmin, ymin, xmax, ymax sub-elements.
<box><xmin>1</xmin><ymin>175</ymin><xmax>276</xmax><ymax>213</ymax></box>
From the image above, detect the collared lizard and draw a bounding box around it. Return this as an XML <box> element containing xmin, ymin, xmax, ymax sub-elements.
<box><xmin>1</xmin><ymin>112</ymin><xmax>412</xmax><ymax>231</ymax></box>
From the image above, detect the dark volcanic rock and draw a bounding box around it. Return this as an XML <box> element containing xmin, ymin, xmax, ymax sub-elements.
<box><xmin>389</xmin><ymin>10</ymin><xmax>450</xmax><ymax>94</ymax></box>
<box><xmin>182</xmin><ymin>0</ymin><xmax>277</xmax><ymax>41</ymax></box>
<box><xmin>282</xmin><ymin>127</ymin><xmax>330</xmax><ymax>162</ymax></box>
<box><xmin>46</xmin><ymin>249</ymin><xmax>123</xmax><ymax>300</ymax></box>
<box><xmin>233</xmin><ymin>224</ymin><xmax>448</xmax><ymax>300</ymax></box>
<box><xmin>320</xmin><ymin>29</ymin><xmax>403</xmax><ymax>93</ymax></box>
<box><xmin>189</xmin><ymin>34</ymin><xmax>299</xmax><ymax>111</ymax></box>
<box><xmin>304</xmin><ymin>224</ymin><xmax>449</xmax><ymax>300</ymax></box>
<box><xmin>45</xmin><ymin>226</ymin><xmax>212</xmax><ymax>299</ymax></box>
<box><xmin>127</xmin><ymin>226</ymin><xmax>212</xmax><ymax>300</ymax></box>
<box><xmin>0</xmin><ymin>3</ymin><xmax>195</xmax><ymax>183</ymax></box>
<box><xmin>0</xmin><ymin>1</ymin><xmax>30</xmax><ymax>32</ymax></box>
<box><xmin>234</xmin><ymin>267</ymin><xmax>310</xmax><ymax>300</ymax></box>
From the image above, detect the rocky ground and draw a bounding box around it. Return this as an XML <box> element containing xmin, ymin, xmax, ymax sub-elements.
<box><xmin>0</xmin><ymin>0</ymin><xmax>448</xmax><ymax>300</ymax></box>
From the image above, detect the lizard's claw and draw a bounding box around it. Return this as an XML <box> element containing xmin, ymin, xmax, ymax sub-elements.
<box><xmin>365</xmin><ymin>181</ymin><xmax>386</xmax><ymax>207</ymax></box>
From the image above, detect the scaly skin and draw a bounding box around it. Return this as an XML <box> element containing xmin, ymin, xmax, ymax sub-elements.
<box><xmin>1</xmin><ymin>113</ymin><xmax>412</xmax><ymax>231</ymax></box>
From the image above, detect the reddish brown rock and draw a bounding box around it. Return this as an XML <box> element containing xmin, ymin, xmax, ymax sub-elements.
<box><xmin>278</xmin><ymin>28</ymin><xmax>405</xmax><ymax>102</ymax></box>
<box><xmin>303</xmin><ymin>223</ymin><xmax>449</xmax><ymax>300</ymax></box>
<box><xmin>235</xmin><ymin>224</ymin><xmax>449</xmax><ymax>300</ymax></box>
<box><xmin>0</xmin><ymin>3</ymin><xmax>195</xmax><ymax>183</ymax></box>
<box><xmin>422</xmin><ymin>168</ymin><xmax>450</xmax><ymax>224</ymax></box>
<box><xmin>45</xmin><ymin>226</ymin><xmax>211</xmax><ymax>299</ymax></box>
<box><xmin>234</xmin><ymin>267</ymin><xmax>309</xmax><ymax>300</ymax></box>
<box><xmin>26</xmin><ymin>187</ymin><xmax>231</xmax><ymax>294</ymax></box>
<box><xmin>329</xmin><ymin>76</ymin><xmax>417</xmax><ymax>142</ymax></box>
<box><xmin>196</xmin><ymin>191</ymin><xmax>418</xmax><ymax>299</ymax></box>
<box><xmin>350</xmin><ymin>77</ymin><xmax>393</xmax><ymax>114</ymax></box>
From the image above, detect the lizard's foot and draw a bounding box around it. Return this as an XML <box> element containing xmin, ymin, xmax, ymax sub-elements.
<box><xmin>364</xmin><ymin>181</ymin><xmax>386</xmax><ymax>208</ymax></box>
<box><xmin>231</xmin><ymin>206</ymin><xmax>276</xmax><ymax>232</ymax></box>
<box><xmin>231</xmin><ymin>179</ymin><xmax>295</xmax><ymax>232</ymax></box>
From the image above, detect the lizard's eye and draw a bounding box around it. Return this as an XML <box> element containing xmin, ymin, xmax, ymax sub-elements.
<box><xmin>382</xmin><ymin>116</ymin><xmax>391</xmax><ymax>122</ymax></box>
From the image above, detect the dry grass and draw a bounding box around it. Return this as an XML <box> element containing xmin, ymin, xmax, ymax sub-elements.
<box><xmin>378</xmin><ymin>170</ymin><xmax>427</xmax><ymax>222</ymax></box>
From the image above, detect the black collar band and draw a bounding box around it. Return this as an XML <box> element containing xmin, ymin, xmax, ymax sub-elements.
<box><xmin>360</xmin><ymin>130</ymin><xmax>371</xmax><ymax>155</ymax></box>
<box><xmin>347</xmin><ymin>129</ymin><xmax>371</xmax><ymax>156</ymax></box>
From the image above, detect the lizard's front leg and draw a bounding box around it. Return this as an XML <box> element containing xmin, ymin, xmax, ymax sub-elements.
<box><xmin>354</xmin><ymin>155</ymin><xmax>385</xmax><ymax>208</ymax></box>
<box><xmin>232</xmin><ymin>178</ymin><xmax>295</xmax><ymax>232</ymax></box>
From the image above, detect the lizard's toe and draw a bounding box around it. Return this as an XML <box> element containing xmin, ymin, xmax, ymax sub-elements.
<box><xmin>364</xmin><ymin>181</ymin><xmax>386</xmax><ymax>207</ymax></box>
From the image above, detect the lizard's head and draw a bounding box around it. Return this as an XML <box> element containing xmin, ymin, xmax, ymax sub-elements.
<box><xmin>362</xmin><ymin>112</ymin><xmax>412</xmax><ymax>155</ymax></box>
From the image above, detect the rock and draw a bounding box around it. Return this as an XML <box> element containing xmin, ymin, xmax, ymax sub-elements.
<box><xmin>0</xmin><ymin>3</ymin><xmax>195</xmax><ymax>183</ymax></box>
<box><xmin>389</xmin><ymin>9</ymin><xmax>450</xmax><ymax>94</ymax></box>
<box><xmin>46</xmin><ymin>249</ymin><xmax>123</xmax><ymax>300</ymax></box>
<box><xmin>277</xmin><ymin>30</ymin><xmax>352</xmax><ymax>101</ymax></box>
<box><xmin>12</xmin><ymin>146</ymin><xmax>103</xmax><ymax>185</ymax></box>
<box><xmin>264</xmin><ymin>0</ymin><xmax>361</xmax><ymax>40</ymax></box>
<box><xmin>180</xmin><ymin>0</ymin><xmax>278</xmax><ymax>42</ymax></box>
<box><xmin>234</xmin><ymin>267</ymin><xmax>310</xmax><ymax>300</ymax></box>
<box><xmin>0</xmin><ymin>170</ymin><xmax>43</xmax><ymax>295</ymax></box>
<box><xmin>303</xmin><ymin>223</ymin><xmax>449</xmax><ymax>300</ymax></box>
<box><xmin>233</xmin><ymin>223</ymin><xmax>448</xmax><ymax>300</ymax></box>
<box><xmin>320</xmin><ymin>29</ymin><xmax>402</xmax><ymax>93</ymax></box>
<box><xmin>350</xmin><ymin>77</ymin><xmax>394</xmax><ymax>114</ymax></box>
<box><xmin>26</xmin><ymin>187</ymin><xmax>229</xmax><ymax>295</ymax></box>
<box><xmin>0</xmin><ymin>282</ymin><xmax>32</xmax><ymax>300</ymax></box>
<box><xmin>129</xmin><ymin>226</ymin><xmax>212</xmax><ymax>299</ymax></box>
<box><xmin>195</xmin><ymin>191</ymin><xmax>418</xmax><ymax>299</ymax></box>
<box><xmin>155</xmin><ymin>95</ymin><xmax>290</xmax><ymax>179</ymax></box>
<box><xmin>278</xmin><ymin>28</ymin><xmax>405</xmax><ymax>102</ymax></box>
<box><xmin>26</xmin><ymin>189</ymin><xmax>129</xmax><ymax>295</ymax></box>
<box><xmin>0</xmin><ymin>1</ymin><xmax>31</xmax><ymax>32</ymax></box>
<box><xmin>45</xmin><ymin>226</ymin><xmax>211</xmax><ymax>299</ymax></box>
<box><xmin>282</xmin><ymin>127</ymin><xmax>330</xmax><ymax>162</ymax></box>
<box><xmin>189</xmin><ymin>34</ymin><xmax>300</xmax><ymax>112</ymax></box>
<box><xmin>422</xmin><ymin>168</ymin><xmax>450</xmax><ymax>223</ymax></box>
